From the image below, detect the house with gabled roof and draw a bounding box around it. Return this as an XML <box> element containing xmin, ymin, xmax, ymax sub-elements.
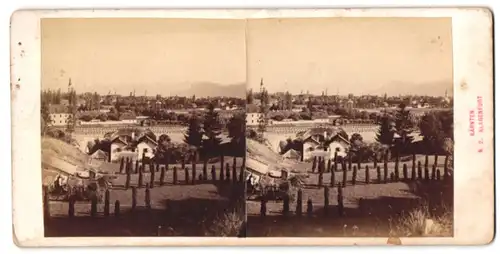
<box><xmin>110</xmin><ymin>136</ymin><xmax>129</xmax><ymax>162</ymax></box>
<box><xmin>90</xmin><ymin>149</ymin><xmax>109</xmax><ymax>162</ymax></box>
<box><xmin>300</xmin><ymin>127</ymin><xmax>350</xmax><ymax>161</ymax></box>
<box><xmin>137</xmin><ymin>134</ymin><xmax>158</xmax><ymax>161</ymax></box>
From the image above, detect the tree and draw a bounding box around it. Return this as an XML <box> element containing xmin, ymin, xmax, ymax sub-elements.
<box><xmin>419</xmin><ymin>110</ymin><xmax>453</xmax><ymax>153</ymax></box>
<box><xmin>257</xmin><ymin>82</ymin><xmax>269</xmax><ymax>139</ymax></box>
<box><xmin>154</xmin><ymin>134</ymin><xmax>173</xmax><ymax>163</ymax></box>
<box><xmin>284</xmin><ymin>91</ymin><xmax>293</xmax><ymax>110</ymax></box>
<box><xmin>65</xmin><ymin>86</ymin><xmax>77</xmax><ymax>139</ymax></box>
<box><xmin>41</xmin><ymin>101</ymin><xmax>51</xmax><ymax>136</ymax></box>
<box><xmin>394</xmin><ymin>103</ymin><xmax>414</xmax><ymax>152</ymax></box>
<box><xmin>375</xmin><ymin>114</ymin><xmax>395</xmax><ymax>146</ymax></box>
<box><xmin>184</xmin><ymin>114</ymin><xmax>203</xmax><ymax>149</ymax></box>
<box><xmin>227</xmin><ymin>112</ymin><xmax>246</xmax><ymax>155</ymax></box>
<box><xmin>246</xmin><ymin>89</ymin><xmax>254</xmax><ymax>104</ymax></box>
<box><xmin>202</xmin><ymin>103</ymin><xmax>223</xmax><ymax>154</ymax></box>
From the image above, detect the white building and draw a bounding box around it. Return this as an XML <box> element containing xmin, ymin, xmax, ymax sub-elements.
<box><xmin>301</xmin><ymin>128</ymin><xmax>350</xmax><ymax>161</ymax></box>
<box><xmin>49</xmin><ymin>113</ymin><xmax>72</xmax><ymax>126</ymax></box>
<box><xmin>110</xmin><ymin>136</ymin><xmax>129</xmax><ymax>162</ymax></box>
<box><xmin>246</xmin><ymin>113</ymin><xmax>262</xmax><ymax>126</ymax></box>
<box><xmin>136</xmin><ymin>135</ymin><xmax>158</xmax><ymax>161</ymax></box>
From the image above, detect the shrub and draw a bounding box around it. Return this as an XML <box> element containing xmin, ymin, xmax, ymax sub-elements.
<box><xmin>392</xmin><ymin>205</ymin><xmax>452</xmax><ymax>237</ymax></box>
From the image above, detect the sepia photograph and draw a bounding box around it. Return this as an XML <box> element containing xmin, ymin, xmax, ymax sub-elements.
<box><xmin>10</xmin><ymin>8</ymin><xmax>493</xmax><ymax>246</ymax></box>
<box><xmin>40</xmin><ymin>18</ymin><xmax>246</xmax><ymax>237</ymax></box>
<box><xmin>244</xmin><ymin>18</ymin><xmax>455</xmax><ymax>238</ymax></box>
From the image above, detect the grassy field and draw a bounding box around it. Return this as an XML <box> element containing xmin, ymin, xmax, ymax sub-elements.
<box><xmin>45</xmin><ymin>157</ymin><xmax>245</xmax><ymax>237</ymax></box>
<box><xmin>246</xmin><ymin>158</ymin><xmax>453</xmax><ymax>237</ymax></box>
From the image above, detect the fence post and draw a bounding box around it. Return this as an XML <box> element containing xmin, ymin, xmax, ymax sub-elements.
<box><xmin>424</xmin><ymin>164</ymin><xmax>430</xmax><ymax>181</ymax></box>
<box><xmin>43</xmin><ymin>186</ymin><xmax>50</xmax><ymax>219</ymax></box>
<box><xmin>342</xmin><ymin>160</ymin><xmax>347</xmax><ymax>187</ymax></box>
<box><xmin>211</xmin><ymin>165</ymin><xmax>216</xmax><ymax>182</ymax></box>
<box><xmin>220</xmin><ymin>153</ymin><xmax>225</xmax><ymax>175</ymax></box>
<box><xmin>348</xmin><ymin>154</ymin><xmax>353</xmax><ymax>171</ymax></box>
<box><xmin>192</xmin><ymin>163</ymin><xmax>196</xmax><ymax>185</ymax></box>
<box><xmin>432</xmin><ymin>165</ymin><xmax>437</xmax><ymax>180</ymax></box>
<box><xmin>412</xmin><ymin>152</ymin><xmax>416</xmax><ymax>173</ymax></box>
<box><xmin>135</xmin><ymin>159</ymin><xmax>139</xmax><ymax>174</ymax></box>
<box><xmin>352</xmin><ymin>165</ymin><xmax>358</xmax><ymax>185</ymax></box>
<box><xmin>312</xmin><ymin>156</ymin><xmax>317</xmax><ymax>172</ymax></box>
<box><xmin>330</xmin><ymin>167</ymin><xmax>336</xmax><ymax>187</ymax></box>
<box><xmin>131</xmin><ymin>186</ymin><xmax>137</xmax><ymax>211</ymax></box>
<box><xmin>160</xmin><ymin>165</ymin><xmax>165</xmax><ymax>186</ymax></box>
<box><xmin>156</xmin><ymin>163</ymin><xmax>160</xmax><ymax>173</ymax></box>
<box><xmin>327</xmin><ymin>158</ymin><xmax>332</xmax><ymax>173</ymax></box>
<box><xmin>403</xmin><ymin>163</ymin><xmax>408</xmax><ymax>181</ymax></box>
<box><xmin>376</xmin><ymin>166</ymin><xmax>382</xmax><ymax>183</ymax></box>
<box><xmin>66</xmin><ymin>195</ymin><xmax>75</xmax><ymax>217</ymax></box>
<box><xmin>418</xmin><ymin>161</ymin><xmax>423</xmax><ymax>180</ymax></box>
<box><xmin>203</xmin><ymin>159</ymin><xmax>208</xmax><ymax>181</ymax></box>
<box><xmin>114</xmin><ymin>200</ymin><xmax>120</xmax><ymax>217</ymax></box>
<box><xmin>125</xmin><ymin>166</ymin><xmax>131</xmax><ymax>190</ymax></box>
<box><xmin>318</xmin><ymin>169</ymin><xmax>324</xmax><ymax>187</ymax></box>
<box><xmin>181</xmin><ymin>156</ymin><xmax>186</xmax><ymax>169</ymax></box>
<box><xmin>119</xmin><ymin>157</ymin><xmax>124</xmax><ymax>174</ymax></box>
<box><xmin>296</xmin><ymin>189</ymin><xmax>303</xmax><ymax>216</ymax></box>
<box><xmin>138</xmin><ymin>165</ymin><xmax>144</xmax><ymax>188</ymax></box>
<box><xmin>365</xmin><ymin>165</ymin><xmax>370</xmax><ymax>184</ymax></box>
<box><xmin>282</xmin><ymin>194</ymin><xmax>290</xmax><ymax>218</ymax></box>
<box><xmin>357</xmin><ymin>159</ymin><xmax>361</xmax><ymax>174</ymax></box>
<box><xmin>333</xmin><ymin>152</ymin><xmax>338</xmax><ymax>172</ymax></box>
<box><xmin>90</xmin><ymin>195</ymin><xmax>97</xmax><ymax>217</ymax></box>
<box><xmin>373</xmin><ymin>154</ymin><xmax>378</xmax><ymax>169</ymax></box>
<box><xmin>434</xmin><ymin>154</ymin><xmax>439</xmax><ymax>168</ymax></box>
<box><xmin>232</xmin><ymin>162</ymin><xmax>238</xmax><ymax>184</ymax></box>
<box><xmin>337</xmin><ymin>184</ymin><xmax>344</xmax><ymax>217</ymax></box>
<box><xmin>307</xmin><ymin>198</ymin><xmax>313</xmax><ymax>218</ymax></box>
<box><xmin>260</xmin><ymin>198</ymin><xmax>267</xmax><ymax>218</ymax></box>
<box><xmin>173</xmin><ymin>166</ymin><xmax>178</xmax><ymax>185</ymax></box>
<box><xmin>185</xmin><ymin>167</ymin><xmax>190</xmax><ymax>185</ymax></box>
<box><xmin>424</xmin><ymin>154</ymin><xmax>429</xmax><ymax>171</ymax></box>
<box><xmin>219</xmin><ymin>162</ymin><xmax>224</xmax><ymax>181</ymax></box>
<box><xmin>437</xmin><ymin>169</ymin><xmax>441</xmax><ymax>181</ymax></box>
<box><xmin>394</xmin><ymin>153</ymin><xmax>400</xmax><ymax>181</ymax></box>
<box><xmin>383</xmin><ymin>151</ymin><xmax>389</xmax><ymax>184</ymax></box>
<box><xmin>150</xmin><ymin>165</ymin><xmax>155</xmax><ymax>188</ymax></box>
<box><xmin>239</xmin><ymin>160</ymin><xmax>245</xmax><ymax>183</ymax></box>
<box><xmin>324</xmin><ymin>186</ymin><xmax>330</xmax><ymax>217</ymax></box>
<box><xmin>145</xmin><ymin>185</ymin><xmax>151</xmax><ymax>209</ymax></box>
<box><xmin>104</xmin><ymin>189</ymin><xmax>110</xmax><ymax>216</ymax></box>
<box><xmin>225</xmin><ymin>163</ymin><xmax>231</xmax><ymax>182</ymax></box>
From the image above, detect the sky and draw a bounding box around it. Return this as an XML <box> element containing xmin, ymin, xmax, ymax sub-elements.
<box><xmin>42</xmin><ymin>18</ymin><xmax>453</xmax><ymax>97</ymax></box>
<box><xmin>246</xmin><ymin>18</ymin><xmax>453</xmax><ymax>96</ymax></box>
<box><xmin>41</xmin><ymin>18</ymin><xmax>247</xmax><ymax>96</ymax></box>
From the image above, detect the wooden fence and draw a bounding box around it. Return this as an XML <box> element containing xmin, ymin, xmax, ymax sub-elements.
<box><xmin>43</xmin><ymin>152</ymin><xmax>245</xmax><ymax>219</ymax></box>
<box><xmin>257</xmin><ymin>151</ymin><xmax>452</xmax><ymax>219</ymax></box>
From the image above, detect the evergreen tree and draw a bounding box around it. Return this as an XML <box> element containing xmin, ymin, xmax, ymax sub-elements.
<box><xmin>394</xmin><ymin>103</ymin><xmax>414</xmax><ymax>151</ymax></box>
<box><xmin>375</xmin><ymin>114</ymin><xmax>395</xmax><ymax>146</ymax></box>
<box><xmin>184</xmin><ymin>114</ymin><xmax>203</xmax><ymax>149</ymax></box>
<box><xmin>257</xmin><ymin>79</ymin><xmax>269</xmax><ymax>139</ymax></box>
<box><xmin>202</xmin><ymin>103</ymin><xmax>222</xmax><ymax>153</ymax></box>
<box><xmin>246</xmin><ymin>89</ymin><xmax>254</xmax><ymax>104</ymax></box>
<box><xmin>227</xmin><ymin>112</ymin><xmax>246</xmax><ymax>155</ymax></box>
<box><xmin>41</xmin><ymin>100</ymin><xmax>51</xmax><ymax>136</ymax></box>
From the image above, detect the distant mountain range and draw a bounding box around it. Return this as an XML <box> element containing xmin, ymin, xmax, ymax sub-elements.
<box><xmin>170</xmin><ymin>82</ymin><xmax>246</xmax><ymax>98</ymax></box>
<box><xmin>366</xmin><ymin>81</ymin><xmax>454</xmax><ymax>97</ymax></box>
